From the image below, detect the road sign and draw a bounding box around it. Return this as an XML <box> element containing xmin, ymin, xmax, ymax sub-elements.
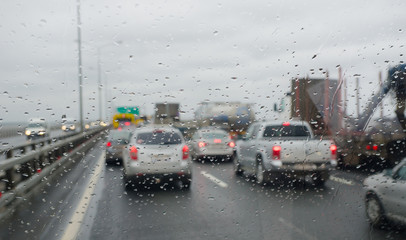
<box><xmin>117</xmin><ymin>106</ymin><xmax>139</xmax><ymax>115</ymax></box>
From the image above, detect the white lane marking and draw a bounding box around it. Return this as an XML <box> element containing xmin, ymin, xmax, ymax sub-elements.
<box><xmin>329</xmin><ymin>175</ymin><xmax>354</xmax><ymax>186</ymax></box>
<box><xmin>278</xmin><ymin>217</ymin><xmax>317</xmax><ymax>240</ymax></box>
<box><xmin>201</xmin><ymin>171</ymin><xmax>228</xmax><ymax>188</ymax></box>
<box><xmin>60</xmin><ymin>152</ymin><xmax>105</xmax><ymax>240</ymax></box>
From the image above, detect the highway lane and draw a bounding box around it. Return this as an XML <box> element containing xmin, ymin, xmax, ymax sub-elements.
<box><xmin>0</xmin><ymin>141</ymin><xmax>404</xmax><ymax>239</ymax></box>
<box><xmin>89</xmin><ymin>161</ymin><xmax>405</xmax><ymax>240</ymax></box>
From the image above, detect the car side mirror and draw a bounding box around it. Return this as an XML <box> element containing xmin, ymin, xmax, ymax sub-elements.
<box><xmin>383</xmin><ymin>168</ymin><xmax>393</xmax><ymax>177</ymax></box>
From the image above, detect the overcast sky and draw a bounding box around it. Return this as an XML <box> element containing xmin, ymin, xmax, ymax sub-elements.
<box><xmin>1</xmin><ymin>0</ymin><xmax>405</xmax><ymax>124</ymax></box>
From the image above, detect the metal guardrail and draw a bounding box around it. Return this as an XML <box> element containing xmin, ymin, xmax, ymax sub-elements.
<box><xmin>0</xmin><ymin>131</ymin><xmax>78</xmax><ymax>160</ymax></box>
<box><xmin>0</xmin><ymin>126</ymin><xmax>108</xmax><ymax>218</ymax></box>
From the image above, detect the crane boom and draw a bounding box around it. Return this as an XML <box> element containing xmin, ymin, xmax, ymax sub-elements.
<box><xmin>356</xmin><ymin>64</ymin><xmax>406</xmax><ymax>132</ymax></box>
<box><xmin>355</xmin><ymin>87</ymin><xmax>387</xmax><ymax>131</ymax></box>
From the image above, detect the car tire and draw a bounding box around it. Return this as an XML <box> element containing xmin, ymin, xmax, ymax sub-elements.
<box><xmin>181</xmin><ymin>180</ymin><xmax>191</xmax><ymax>190</ymax></box>
<box><xmin>366</xmin><ymin>194</ymin><xmax>386</xmax><ymax>228</ymax></box>
<box><xmin>233</xmin><ymin>153</ymin><xmax>243</xmax><ymax>176</ymax></box>
<box><xmin>313</xmin><ymin>173</ymin><xmax>327</xmax><ymax>187</ymax></box>
<box><xmin>124</xmin><ymin>178</ymin><xmax>131</xmax><ymax>190</ymax></box>
<box><xmin>123</xmin><ymin>175</ymin><xmax>137</xmax><ymax>190</ymax></box>
<box><xmin>256</xmin><ymin>156</ymin><xmax>266</xmax><ymax>185</ymax></box>
<box><xmin>193</xmin><ymin>155</ymin><xmax>201</xmax><ymax>162</ymax></box>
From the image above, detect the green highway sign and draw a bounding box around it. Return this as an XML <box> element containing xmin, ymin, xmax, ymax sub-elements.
<box><xmin>117</xmin><ymin>106</ymin><xmax>139</xmax><ymax>115</ymax></box>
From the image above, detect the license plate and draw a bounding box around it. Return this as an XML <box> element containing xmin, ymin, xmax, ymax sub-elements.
<box><xmin>293</xmin><ymin>164</ymin><xmax>316</xmax><ymax>171</ymax></box>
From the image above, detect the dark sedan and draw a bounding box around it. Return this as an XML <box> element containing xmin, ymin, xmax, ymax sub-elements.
<box><xmin>105</xmin><ymin>129</ymin><xmax>132</xmax><ymax>164</ymax></box>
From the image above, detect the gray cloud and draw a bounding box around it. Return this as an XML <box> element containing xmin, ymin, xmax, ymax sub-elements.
<box><xmin>1</xmin><ymin>0</ymin><xmax>405</xmax><ymax>123</ymax></box>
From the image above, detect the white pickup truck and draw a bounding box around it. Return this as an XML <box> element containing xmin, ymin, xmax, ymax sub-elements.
<box><xmin>234</xmin><ymin>120</ymin><xmax>337</xmax><ymax>186</ymax></box>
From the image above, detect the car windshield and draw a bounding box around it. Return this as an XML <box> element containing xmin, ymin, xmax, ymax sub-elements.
<box><xmin>27</xmin><ymin>123</ymin><xmax>45</xmax><ymax>128</ymax></box>
<box><xmin>2</xmin><ymin>0</ymin><xmax>406</xmax><ymax>239</ymax></box>
<box><xmin>108</xmin><ymin>131</ymin><xmax>131</xmax><ymax>141</ymax></box>
<box><xmin>263</xmin><ymin>125</ymin><xmax>310</xmax><ymax>137</ymax></box>
<box><xmin>136</xmin><ymin>131</ymin><xmax>182</xmax><ymax>145</ymax></box>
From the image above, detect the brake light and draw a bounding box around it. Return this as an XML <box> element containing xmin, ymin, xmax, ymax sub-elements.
<box><xmin>228</xmin><ymin>141</ymin><xmax>236</xmax><ymax>148</ymax></box>
<box><xmin>330</xmin><ymin>145</ymin><xmax>337</xmax><ymax>160</ymax></box>
<box><xmin>372</xmin><ymin>145</ymin><xmax>378</xmax><ymax>151</ymax></box>
<box><xmin>130</xmin><ymin>146</ymin><xmax>138</xmax><ymax>160</ymax></box>
<box><xmin>106</xmin><ymin>141</ymin><xmax>112</xmax><ymax>147</ymax></box>
<box><xmin>182</xmin><ymin>145</ymin><xmax>189</xmax><ymax>160</ymax></box>
<box><xmin>282</xmin><ymin>122</ymin><xmax>290</xmax><ymax>126</ymax></box>
<box><xmin>272</xmin><ymin>146</ymin><xmax>281</xmax><ymax>160</ymax></box>
<box><xmin>198</xmin><ymin>141</ymin><xmax>206</xmax><ymax>148</ymax></box>
<box><xmin>125</xmin><ymin>122</ymin><xmax>130</xmax><ymax>126</ymax></box>
<box><xmin>366</xmin><ymin>145</ymin><xmax>371</xmax><ymax>150</ymax></box>
<box><xmin>214</xmin><ymin>139</ymin><xmax>222</xmax><ymax>143</ymax></box>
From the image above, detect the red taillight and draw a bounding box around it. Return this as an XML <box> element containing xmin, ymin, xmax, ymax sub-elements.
<box><xmin>130</xmin><ymin>146</ymin><xmax>138</xmax><ymax>160</ymax></box>
<box><xmin>282</xmin><ymin>122</ymin><xmax>290</xmax><ymax>126</ymax></box>
<box><xmin>125</xmin><ymin>122</ymin><xmax>130</xmax><ymax>126</ymax></box>
<box><xmin>228</xmin><ymin>141</ymin><xmax>236</xmax><ymax>148</ymax></box>
<box><xmin>198</xmin><ymin>141</ymin><xmax>206</xmax><ymax>148</ymax></box>
<box><xmin>272</xmin><ymin>146</ymin><xmax>281</xmax><ymax>160</ymax></box>
<box><xmin>214</xmin><ymin>139</ymin><xmax>222</xmax><ymax>143</ymax></box>
<box><xmin>330</xmin><ymin>145</ymin><xmax>337</xmax><ymax>159</ymax></box>
<box><xmin>106</xmin><ymin>141</ymin><xmax>112</xmax><ymax>147</ymax></box>
<box><xmin>373</xmin><ymin>145</ymin><xmax>378</xmax><ymax>151</ymax></box>
<box><xmin>182</xmin><ymin>145</ymin><xmax>189</xmax><ymax>160</ymax></box>
<box><xmin>366</xmin><ymin>145</ymin><xmax>371</xmax><ymax>150</ymax></box>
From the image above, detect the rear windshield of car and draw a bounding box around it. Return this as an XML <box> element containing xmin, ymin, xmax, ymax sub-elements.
<box><xmin>263</xmin><ymin>125</ymin><xmax>310</xmax><ymax>138</ymax></box>
<box><xmin>201</xmin><ymin>132</ymin><xmax>229</xmax><ymax>139</ymax></box>
<box><xmin>109</xmin><ymin>131</ymin><xmax>131</xmax><ymax>141</ymax></box>
<box><xmin>136</xmin><ymin>131</ymin><xmax>182</xmax><ymax>145</ymax></box>
<box><xmin>116</xmin><ymin>118</ymin><xmax>132</xmax><ymax>123</ymax></box>
<box><xmin>27</xmin><ymin>123</ymin><xmax>46</xmax><ymax>128</ymax></box>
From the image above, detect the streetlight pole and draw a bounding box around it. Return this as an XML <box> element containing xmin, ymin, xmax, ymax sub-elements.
<box><xmin>97</xmin><ymin>48</ymin><xmax>102</xmax><ymax>122</ymax></box>
<box><xmin>76</xmin><ymin>0</ymin><xmax>84</xmax><ymax>132</ymax></box>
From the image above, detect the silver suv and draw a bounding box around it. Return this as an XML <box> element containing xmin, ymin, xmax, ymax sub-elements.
<box><xmin>122</xmin><ymin>125</ymin><xmax>192</xmax><ymax>190</ymax></box>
